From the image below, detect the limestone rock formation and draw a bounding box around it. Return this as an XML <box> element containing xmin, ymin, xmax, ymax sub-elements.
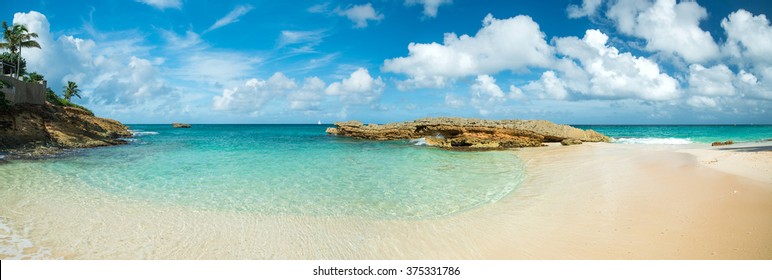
<box><xmin>172</xmin><ymin>122</ymin><xmax>191</xmax><ymax>128</ymax></box>
<box><xmin>326</xmin><ymin>117</ymin><xmax>609</xmax><ymax>150</ymax></box>
<box><xmin>561</xmin><ymin>138</ymin><xmax>583</xmax><ymax>146</ymax></box>
<box><xmin>0</xmin><ymin>103</ymin><xmax>132</xmax><ymax>158</ymax></box>
<box><xmin>711</xmin><ymin>140</ymin><xmax>734</xmax><ymax>146</ymax></box>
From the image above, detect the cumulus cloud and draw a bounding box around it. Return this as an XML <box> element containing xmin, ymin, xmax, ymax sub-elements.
<box><xmin>469</xmin><ymin>75</ymin><xmax>523</xmax><ymax>115</ymax></box>
<box><xmin>212</xmin><ymin>68</ymin><xmax>383</xmax><ymax>113</ymax></box>
<box><xmin>90</xmin><ymin>56</ymin><xmax>173</xmax><ymax>106</ymax></box>
<box><xmin>605</xmin><ymin>0</ymin><xmax>719</xmax><ymax>63</ymax></box>
<box><xmin>383</xmin><ymin>14</ymin><xmax>553</xmax><ymax>90</ymax></box>
<box><xmin>334</xmin><ymin>3</ymin><xmax>384</xmax><ymax>28</ymax></box>
<box><xmin>289</xmin><ymin>77</ymin><xmax>326</xmax><ymax>111</ymax></box>
<box><xmin>135</xmin><ymin>0</ymin><xmax>181</xmax><ymax>10</ymax></box>
<box><xmin>12</xmin><ymin>11</ymin><xmax>175</xmax><ymax>107</ymax></box>
<box><xmin>687</xmin><ymin>64</ymin><xmax>735</xmax><ymax>97</ymax></box>
<box><xmin>523</xmin><ymin>71</ymin><xmax>569</xmax><ymax>100</ymax></box>
<box><xmin>212</xmin><ymin>73</ymin><xmax>297</xmax><ymax>113</ymax></box>
<box><xmin>325</xmin><ymin>68</ymin><xmax>385</xmax><ymax>104</ymax></box>
<box><xmin>206</xmin><ymin>5</ymin><xmax>255</xmax><ymax>33</ymax></box>
<box><xmin>541</xmin><ymin>29</ymin><xmax>679</xmax><ymax>101</ymax></box>
<box><xmin>405</xmin><ymin>0</ymin><xmax>453</xmax><ymax>18</ymax></box>
<box><xmin>566</xmin><ymin>0</ymin><xmax>603</xmax><ymax>19</ymax></box>
<box><xmin>721</xmin><ymin>9</ymin><xmax>772</xmax><ymax>66</ymax></box>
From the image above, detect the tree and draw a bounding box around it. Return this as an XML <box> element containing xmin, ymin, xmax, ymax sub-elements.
<box><xmin>0</xmin><ymin>52</ymin><xmax>26</xmax><ymax>75</ymax></box>
<box><xmin>63</xmin><ymin>81</ymin><xmax>80</xmax><ymax>102</ymax></box>
<box><xmin>0</xmin><ymin>21</ymin><xmax>41</xmax><ymax>78</ymax></box>
<box><xmin>23</xmin><ymin>72</ymin><xmax>44</xmax><ymax>83</ymax></box>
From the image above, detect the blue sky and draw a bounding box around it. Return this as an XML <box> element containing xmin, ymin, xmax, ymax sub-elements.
<box><xmin>2</xmin><ymin>0</ymin><xmax>771</xmax><ymax>124</ymax></box>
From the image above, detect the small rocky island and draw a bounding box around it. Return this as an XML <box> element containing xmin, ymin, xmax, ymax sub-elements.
<box><xmin>326</xmin><ymin>117</ymin><xmax>610</xmax><ymax>150</ymax></box>
<box><xmin>172</xmin><ymin>122</ymin><xmax>191</xmax><ymax>128</ymax></box>
<box><xmin>0</xmin><ymin>103</ymin><xmax>132</xmax><ymax>159</ymax></box>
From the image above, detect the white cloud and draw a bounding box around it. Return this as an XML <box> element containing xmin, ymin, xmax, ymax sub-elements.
<box><xmin>469</xmin><ymin>75</ymin><xmax>523</xmax><ymax>114</ymax></box>
<box><xmin>545</xmin><ymin>29</ymin><xmax>679</xmax><ymax>101</ymax></box>
<box><xmin>212</xmin><ymin>73</ymin><xmax>297</xmax><ymax>113</ymax></box>
<box><xmin>334</xmin><ymin>3</ymin><xmax>384</xmax><ymax>28</ymax></box>
<box><xmin>90</xmin><ymin>56</ymin><xmax>173</xmax><ymax>106</ymax></box>
<box><xmin>606</xmin><ymin>0</ymin><xmax>719</xmax><ymax>63</ymax></box>
<box><xmin>721</xmin><ymin>9</ymin><xmax>772</xmax><ymax>66</ymax></box>
<box><xmin>289</xmin><ymin>77</ymin><xmax>326</xmax><ymax>111</ymax></box>
<box><xmin>405</xmin><ymin>0</ymin><xmax>453</xmax><ymax>18</ymax></box>
<box><xmin>135</xmin><ymin>0</ymin><xmax>181</xmax><ymax>10</ymax></box>
<box><xmin>206</xmin><ymin>5</ymin><xmax>255</xmax><ymax>33</ymax></box>
<box><xmin>687</xmin><ymin>64</ymin><xmax>735</xmax><ymax>96</ymax></box>
<box><xmin>566</xmin><ymin>0</ymin><xmax>603</xmax><ymax>19</ymax></box>
<box><xmin>325</xmin><ymin>68</ymin><xmax>385</xmax><ymax>104</ymax></box>
<box><xmin>686</xmin><ymin>96</ymin><xmax>718</xmax><ymax>108</ymax></box>
<box><xmin>159</xmin><ymin>30</ymin><xmax>203</xmax><ymax>50</ymax></box>
<box><xmin>383</xmin><ymin>14</ymin><xmax>553</xmax><ymax>90</ymax></box>
<box><xmin>277</xmin><ymin>30</ymin><xmax>326</xmax><ymax>50</ymax></box>
<box><xmin>444</xmin><ymin>93</ymin><xmax>464</xmax><ymax>108</ymax></box>
<box><xmin>307</xmin><ymin>3</ymin><xmax>330</xmax><ymax>14</ymax></box>
<box><xmin>524</xmin><ymin>71</ymin><xmax>569</xmax><ymax>100</ymax></box>
<box><xmin>212</xmin><ymin>68</ymin><xmax>384</xmax><ymax>113</ymax></box>
<box><xmin>12</xmin><ymin>11</ymin><xmax>174</xmax><ymax>107</ymax></box>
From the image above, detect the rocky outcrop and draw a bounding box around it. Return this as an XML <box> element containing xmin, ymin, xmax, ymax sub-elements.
<box><xmin>561</xmin><ymin>138</ymin><xmax>583</xmax><ymax>146</ymax></box>
<box><xmin>711</xmin><ymin>140</ymin><xmax>734</xmax><ymax>146</ymax></box>
<box><xmin>172</xmin><ymin>122</ymin><xmax>191</xmax><ymax>128</ymax></box>
<box><xmin>326</xmin><ymin>117</ymin><xmax>609</xmax><ymax>150</ymax></box>
<box><xmin>0</xmin><ymin>103</ymin><xmax>132</xmax><ymax>158</ymax></box>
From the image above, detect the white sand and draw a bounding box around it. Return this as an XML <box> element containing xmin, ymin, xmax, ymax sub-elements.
<box><xmin>1</xmin><ymin>143</ymin><xmax>771</xmax><ymax>259</ymax></box>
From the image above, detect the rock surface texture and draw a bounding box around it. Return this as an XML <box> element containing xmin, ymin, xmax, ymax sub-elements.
<box><xmin>326</xmin><ymin>117</ymin><xmax>609</xmax><ymax>150</ymax></box>
<box><xmin>172</xmin><ymin>122</ymin><xmax>191</xmax><ymax>128</ymax></box>
<box><xmin>0</xmin><ymin>103</ymin><xmax>132</xmax><ymax>158</ymax></box>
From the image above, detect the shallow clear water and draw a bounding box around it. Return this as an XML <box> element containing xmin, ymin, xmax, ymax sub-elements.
<box><xmin>575</xmin><ymin>125</ymin><xmax>772</xmax><ymax>144</ymax></box>
<box><xmin>1</xmin><ymin>125</ymin><xmax>525</xmax><ymax>219</ymax></box>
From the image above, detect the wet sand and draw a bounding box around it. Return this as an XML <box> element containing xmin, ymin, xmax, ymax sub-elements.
<box><xmin>1</xmin><ymin>143</ymin><xmax>771</xmax><ymax>259</ymax></box>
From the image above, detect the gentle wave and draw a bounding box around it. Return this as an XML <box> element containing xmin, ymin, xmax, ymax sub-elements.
<box><xmin>410</xmin><ymin>137</ymin><xmax>428</xmax><ymax>146</ymax></box>
<box><xmin>129</xmin><ymin>130</ymin><xmax>159</xmax><ymax>136</ymax></box>
<box><xmin>613</xmin><ymin>137</ymin><xmax>692</xmax><ymax>144</ymax></box>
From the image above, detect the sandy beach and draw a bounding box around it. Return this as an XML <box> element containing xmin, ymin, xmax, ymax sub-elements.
<box><xmin>1</xmin><ymin>142</ymin><xmax>771</xmax><ymax>259</ymax></box>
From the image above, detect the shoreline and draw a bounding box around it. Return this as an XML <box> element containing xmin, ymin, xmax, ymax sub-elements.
<box><xmin>1</xmin><ymin>142</ymin><xmax>771</xmax><ymax>259</ymax></box>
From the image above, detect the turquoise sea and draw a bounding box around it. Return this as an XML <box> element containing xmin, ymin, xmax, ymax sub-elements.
<box><xmin>1</xmin><ymin>124</ymin><xmax>526</xmax><ymax>219</ymax></box>
<box><xmin>1</xmin><ymin>124</ymin><xmax>770</xmax><ymax>220</ymax></box>
<box><xmin>1</xmin><ymin>124</ymin><xmax>771</xmax><ymax>259</ymax></box>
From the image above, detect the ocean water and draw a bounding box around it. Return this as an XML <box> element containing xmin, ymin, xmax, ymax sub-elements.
<box><xmin>575</xmin><ymin>125</ymin><xmax>772</xmax><ymax>144</ymax></box>
<box><xmin>1</xmin><ymin>124</ymin><xmax>525</xmax><ymax>219</ymax></box>
<box><xmin>1</xmin><ymin>123</ymin><xmax>771</xmax><ymax>259</ymax></box>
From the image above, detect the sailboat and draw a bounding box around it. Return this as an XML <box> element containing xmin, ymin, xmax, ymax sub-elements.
<box><xmin>317</xmin><ymin>120</ymin><xmax>322</xmax><ymax>125</ymax></box>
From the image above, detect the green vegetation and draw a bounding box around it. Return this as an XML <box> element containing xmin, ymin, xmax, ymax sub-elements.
<box><xmin>1</xmin><ymin>21</ymin><xmax>41</xmax><ymax>78</ymax></box>
<box><xmin>46</xmin><ymin>87</ymin><xmax>93</xmax><ymax>115</ymax></box>
<box><xmin>23</xmin><ymin>72</ymin><xmax>44</xmax><ymax>83</ymax></box>
<box><xmin>0</xmin><ymin>52</ymin><xmax>25</xmax><ymax>76</ymax></box>
<box><xmin>63</xmin><ymin>81</ymin><xmax>81</xmax><ymax>101</ymax></box>
<box><xmin>1</xmin><ymin>20</ymin><xmax>92</xmax><ymax>116</ymax></box>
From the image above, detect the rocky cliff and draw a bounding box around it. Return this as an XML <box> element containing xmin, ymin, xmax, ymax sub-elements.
<box><xmin>326</xmin><ymin>117</ymin><xmax>609</xmax><ymax>150</ymax></box>
<box><xmin>0</xmin><ymin>103</ymin><xmax>132</xmax><ymax>158</ymax></box>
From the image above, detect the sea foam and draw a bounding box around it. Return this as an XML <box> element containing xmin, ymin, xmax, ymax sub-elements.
<box><xmin>410</xmin><ymin>137</ymin><xmax>428</xmax><ymax>146</ymax></box>
<box><xmin>130</xmin><ymin>130</ymin><xmax>159</xmax><ymax>137</ymax></box>
<box><xmin>613</xmin><ymin>137</ymin><xmax>692</xmax><ymax>145</ymax></box>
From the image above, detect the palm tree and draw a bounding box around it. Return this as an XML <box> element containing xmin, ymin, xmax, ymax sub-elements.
<box><xmin>0</xmin><ymin>21</ymin><xmax>41</xmax><ymax>78</ymax></box>
<box><xmin>63</xmin><ymin>81</ymin><xmax>80</xmax><ymax>102</ymax></box>
<box><xmin>23</xmin><ymin>72</ymin><xmax>44</xmax><ymax>83</ymax></box>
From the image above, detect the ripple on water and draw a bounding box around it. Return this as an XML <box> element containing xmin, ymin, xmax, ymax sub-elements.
<box><xmin>2</xmin><ymin>125</ymin><xmax>526</xmax><ymax>220</ymax></box>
